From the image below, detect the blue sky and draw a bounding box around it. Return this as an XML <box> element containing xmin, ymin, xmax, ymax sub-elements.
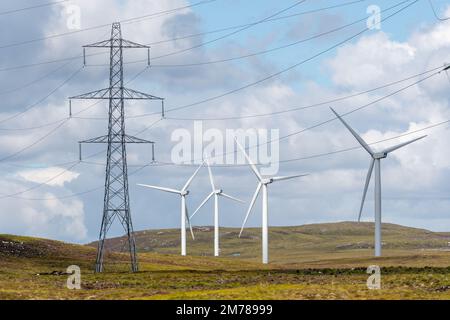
<box><xmin>0</xmin><ymin>0</ymin><xmax>449</xmax><ymax>243</ymax></box>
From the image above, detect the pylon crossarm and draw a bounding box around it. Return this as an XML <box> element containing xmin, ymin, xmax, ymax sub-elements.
<box><xmin>124</xmin><ymin>134</ymin><xmax>155</xmax><ymax>144</ymax></box>
<box><xmin>83</xmin><ymin>39</ymin><xmax>113</xmax><ymax>48</ymax></box>
<box><xmin>69</xmin><ymin>88</ymin><xmax>110</xmax><ymax>100</ymax></box>
<box><xmin>79</xmin><ymin>135</ymin><xmax>154</xmax><ymax>144</ymax></box>
<box><xmin>70</xmin><ymin>87</ymin><xmax>164</xmax><ymax>100</ymax></box>
<box><xmin>120</xmin><ymin>39</ymin><xmax>150</xmax><ymax>49</ymax></box>
<box><xmin>84</xmin><ymin>38</ymin><xmax>149</xmax><ymax>49</ymax></box>
<box><xmin>123</xmin><ymin>87</ymin><xmax>163</xmax><ymax>100</ymax></box>
<box><xmin>79</xmin><ymin>135</ymin><xmax>108</xmax><ymax>144</ymax></box>
<box><xmin>78</xmin><ymin>135</ymin><xmax>155</xmax><ymax>161</ymax></box>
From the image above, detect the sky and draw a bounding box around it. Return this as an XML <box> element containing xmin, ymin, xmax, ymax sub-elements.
<box><xmin>0</xmin><ymin>0</ymin><xmax>449</xmax><ymax>243</ymax></box>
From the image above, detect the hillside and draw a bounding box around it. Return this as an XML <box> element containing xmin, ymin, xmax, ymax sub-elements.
<box><xmin>1</xmin><ymin>222</ymin><xmax>450</xmax><ymax>300</ymax></box>
<box><xmin>90</xmin><ymin>222</ymin><xmax>450</xmax><ymax>267</ymax></box>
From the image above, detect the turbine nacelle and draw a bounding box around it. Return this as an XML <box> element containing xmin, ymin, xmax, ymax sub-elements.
<box><xmin>373</xmin><ymin>152</ymin><xmax>388</xmax><ymax>160</ymax></box>
<box><xmin>262</xmin><ymin>178</ymin><xmax>274</xmax><ymax>185</ymax></box>
<box><xmin>181</xmin><ymin>190</ymin><xmax>189</xmax><ymax>196</ymax></box>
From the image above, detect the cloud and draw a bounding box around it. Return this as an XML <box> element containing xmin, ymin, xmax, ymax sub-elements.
<box><xmin>0</xmin><ymin>179</ymin><xmax>87</xmax><ymax>242</ymax></box>
<box><xmin>17</xmin><ymin>167</ymin><xmax>80</xmax><ymax>187</ymax></box>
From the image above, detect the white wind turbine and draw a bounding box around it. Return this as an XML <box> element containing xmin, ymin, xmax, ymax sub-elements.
<box><xmin>190</xmin><ymin>159</ymin><xmax>245</xmax><ymax>257</ymax></box>
<box><xmin>236</xmin><ymin>139</ymin><xmax>308</xmax><ymax>264</ymax></box>
<box><xmin>330</xmin><ymin>107</ymin><xmax>426</xmax><ymax>257</ymax></box>
<box><xmin>137</xmin><ymin>163</ymin><xmax>204</xmax><ymax>256</ymax></box>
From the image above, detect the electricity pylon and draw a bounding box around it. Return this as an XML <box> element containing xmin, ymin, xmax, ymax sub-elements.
<box><xmin>69</xmin><ymin>22</ymin><xmax>164</xmax><ymax>273</ymax></box>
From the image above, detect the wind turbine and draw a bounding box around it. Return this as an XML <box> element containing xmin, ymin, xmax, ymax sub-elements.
<box><xmin>137</xmin><ymin>163</ymin><xmax>204</xmax><ymax>256</ymax></box>
<box><xmin>190</xmin><ymin>159</ymin><xmax>245</xmax><ymax>257</ymax></box>
<box><xmin>330</xmin><ymin>107</ymin><xmax>426</xmax><ymax>257</ymax></box>
<box><xmin>236</xmin><ymin>139</ymin><xmax>308</xmax><ymax>264</ymax></box>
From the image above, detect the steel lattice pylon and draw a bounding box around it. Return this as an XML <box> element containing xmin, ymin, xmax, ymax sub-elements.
<box><xmin>70</xmin><ymin>23</ymin><xmax>164</xmax><ymax>273</ymax></box>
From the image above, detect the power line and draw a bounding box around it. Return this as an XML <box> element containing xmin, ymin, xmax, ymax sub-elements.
<box><xmin>163</xmin><ymin>0</ymin><xmax>419</xmax><ymax>115</ymax></box>
<box><xmin>2</xmin><ymin>65</ymin><xmax>442</xmax><ymax>199</ymax></box>
<box><xmin>122</xmin><ymin>0</ymin><xmax>419</xmax><ymax>120</ymax></box>
<box><xmin>428</xmin><ymin>0</ymin><xmax>450</xmax><ymax>21</ymax></box>
<box><xmin>156</xmin><ymin>117</ymin><xmax>450</xmax><ymax>167</ymax></box>
<box><xmin>0</xmin><ymin>64</ymin><xmax>436</xmax><ymax>196</ymax></box>
<box><xmin>0</xmin><ymin>63</ymin><xmax>82</xmax><ymax>125</ymax></box>
<box><xmin>1</xmin><ymin>63</ymin><xmax>442</xmax><ymax>151</ymax></box>
<box><xmin>0</xmin><ymin>119</ymin><xmax>69</xmax><ymax>163</ymax></box>
<box><xmin>0</xmin><ymin>0</ymin><xmax>426</xmax><ymax>200</ymax></box>
<box><xmin>0</xmin><ymin>118</ymin><xmax>163</xmax><ymax>200</ymax></box>
<box><xmin>0</xmin><ymin>0</ymin><xmax>220</xmax><ymax>50</ymax></box>
<box><xmin>0</xmin><ymin>0</ymin><xmax>70</xmax><ymax>16</ymax></box>
<box><xmin>0</xmin><ymin>161</ymin><xmax>80</xmax><ymax>199</ymax></box>
<box><xmin>0</xmin><ymin>60</ymin><xmax>70</xmax><ymax>96</ymax></box>
<box><xmin>131</xmin><ymin>0</ymin><xmax>369</xmax><ymax>47</ymax></box>
<box><xmin>0</xmin><ymin>31</ymin><xmax>113</xmax><ymax>131</ymax></box>
<box><xmin>96</xmin><ymin>0</ymin><xmax>402</xmax><ymax>69</ymax></box>
<box><xmin>117</xmin><ymin>0</ymin><xmax>409</xmax><ymax>68</ymax></box>
<box><xmin>75</xmin><ymin>63</ymin><xmax>443</xmax><ymax>123</ymax></box>
<box><xmin>7</xmin><ymin>114</ymin><xmax>450</xmax><ymax>200</ymax></box>
<box><xmin>0</xmin><ymin>0</ymin><xmax>368</xmax><ymax>73</ymax></box>
<box><xmin>0</xmin><ymin>0</ymin><xmax>423</xmax><ymax>167</ymax></box>
<box><xmin>152</xmin><ymin>69</ymin><xmax>442</xmax><ymax>167</ymax></box>
<box><xmin>145</xmin><ymin>0</ymin><xmax>308</xmax><ymax>62</ymax></box>
<box><xmin>165</xmin><ymin>66</ymin><xmax>443</xmax><ymax>121</ymax></box>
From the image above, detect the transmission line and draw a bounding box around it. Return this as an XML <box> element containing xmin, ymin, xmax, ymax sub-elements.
<box><xmin>0</xmin><ymin>0</ymin><xmax>368</xmax><ymax>72</ymax></box>
<box><xmin>0</xmin><ymin>0</ymin><xmax>70</xmax><ymax>16</ymax></box>
<box><xmin>5</xmin><ymin>114</ymin><xmax>450</xmax><ymax>201</ymax></box>
<box><xmin>0</xmin><ymin>0</ymin><xmax>220</xmax><ymax>50</ymax></box>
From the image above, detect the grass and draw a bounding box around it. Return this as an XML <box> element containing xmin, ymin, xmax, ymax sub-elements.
<box><xmin>1</xmin><ymin>222</ymin><xmax>450</xmax><ymax>300</ymax></box>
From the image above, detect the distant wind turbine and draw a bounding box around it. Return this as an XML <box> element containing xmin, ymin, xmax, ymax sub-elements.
<box><xmin>235</xmin><ymin>138</ymin><xmax>308</xmax><ymax>264</ymax></box>
<box><xmin>330</xmin><ymin>107</ymin><xmax>426</xmax><ymax>257</ymax></box>
<box><xmin>190</xmin><ymin>159</ymin><xmax>245</xmax><ymax>257</ymax></box>
<box><xmin>137</xmin><ymin>163</ymin><xmax>204</xmax><ymax>256</ymax></box>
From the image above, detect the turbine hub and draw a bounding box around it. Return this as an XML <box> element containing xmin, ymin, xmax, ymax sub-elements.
<box><xmin>215</xmin><ymin>189</ymin><xmax>223</xmax><ymax>195</ymax></box>
<box><xmin>181</xmin><ymin>190</ymin><xmax>189</xmax><ymax>196</ymax></box>
<box><xmin>262</xmin><ymin>178</ymin><xmax>273</xmax><ymax>185</ymax></box>
<box><xmin>373</xmin><ymin>152</ymin><xmax>388</xmax><ymax>159</ymax></box>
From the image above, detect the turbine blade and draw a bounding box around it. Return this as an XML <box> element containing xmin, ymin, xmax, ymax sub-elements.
<box><xmin>220</xmin><ymin>193</ymin><xmax>245</xmax><ymax>204</ymax></box>
<box><xmin>234</xmin><ymin>138</ymin><xmax>263</xmax><ymax>182</ymax></box>
<box><xmin>330</xmin><ymin>107</ymin><xmax>374</xmax><ymax>156</ymax></box>
<box><xmin>185</xmin><ymin>203</ymin><xmax>195</xmax><ymax>240</ymax></box>
<box><xmin>205</xmin><ymin>159</ymin><xmax>216</xmax><ymax>191</ymax></box>
<box><xmin>182</xmin><ymin>162</ymin><xmax>204</xmax><ymax>192</ymax></box>
<box><xmin>272</xmin><ymin>174</ymin><xmax>309</xmax><ymax>182</ymax></box>
<box><xmin>358</xmin><ymin>159</ymin><xmax>375</xmax><ymax>222</ymax></box>
<box><xmin>190</xmin><ymin>192</ymin><xmax>214</xmax><ymax>220</ymax></box>
<box><xmin>239</xmin><ymin>183</ymin><xmax>262</xmax><ymax>238</ymax></box>
<box><xmin>382</xmin><ymin>135</ymin><xmax>427</xmax><ymax>154</ymax></box>
<box><xmin>137</xmin><ymin>184</ymin><xmax>181</xmax><ymax>195</ymax></box>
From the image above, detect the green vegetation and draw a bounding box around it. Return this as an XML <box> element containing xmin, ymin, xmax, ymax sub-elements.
<box><xmin>1</xmin><ymin>222</ymin><xmax>450</xmax><ymax>300</ymax></box>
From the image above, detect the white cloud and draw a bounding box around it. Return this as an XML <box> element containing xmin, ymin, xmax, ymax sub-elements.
<box><xmin>0</xmin><ymin>180</ymin><xmax>87</xmax><ymax>241</ymax></box>
<box><xmin>17</xmin><ymin>167</ymin><xmax>80</xmax><ymax>187</ymax></box>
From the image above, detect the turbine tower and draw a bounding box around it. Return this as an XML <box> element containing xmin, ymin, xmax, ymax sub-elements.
<box><xmin>190</xmin><ymin>159</ymin><xmax>245</xmax><ymax>257</ymax></box>
<box><xmin>236</xmin><ymin>139</ymin><xmax>308</xmax><ymax>264</ymax></box>
<box><xmin>330</xmin><ymin>107</ymin><xmax>426</xmax><ymax>257</ymax></box>
<box><xmin>69</xmin><ymin>23</ymin><xmax>164</xmax><ymax>273</ymax></box>
<box><xmin>137</xmin><ymin>163</ymin><xmax>203</xmax><ymax>256</ymax></box>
